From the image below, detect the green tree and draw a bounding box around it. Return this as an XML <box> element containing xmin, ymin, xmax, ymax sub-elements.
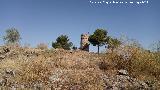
<box><xmin>52</xmin><ymin>35</ymin><xmax>73</xmax><ymax>50</ymax></box>
<box><xmin>107</xmin><ymin>37</ymin><xmax>121</xmax><ymax>52</ymax></box>
<box><xmin>3</xmin><ymin>28</ymin><xmax>21</xmax><ymax>44</ymax></box>
<box><xmin>89</xmin><ymin>29</ymin><xmax>108</xmax><ymax>54</ymax></box>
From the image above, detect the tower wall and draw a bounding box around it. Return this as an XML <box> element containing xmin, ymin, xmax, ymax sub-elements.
<box><xmin>80</xmin><ymin>33</ymin><xmax>89</xmax><ymax>52</ymax></box>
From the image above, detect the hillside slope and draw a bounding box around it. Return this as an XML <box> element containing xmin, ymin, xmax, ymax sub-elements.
<box><xmin>0</xmin><ymin>45</ymin><xmax>159</xmax><ymax>90</ymax></box>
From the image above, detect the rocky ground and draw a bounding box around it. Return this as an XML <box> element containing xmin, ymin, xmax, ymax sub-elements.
<box><xmin>0</xmin><ymin>45</ymin><xmax>159</xmax><ymax>90</ymax></box>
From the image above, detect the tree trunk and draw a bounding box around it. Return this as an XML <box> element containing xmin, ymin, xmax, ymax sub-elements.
<box><xmin>98</xmin><ymin>44</ymin><xmax>100</xmax><ymax>54</ymax></box>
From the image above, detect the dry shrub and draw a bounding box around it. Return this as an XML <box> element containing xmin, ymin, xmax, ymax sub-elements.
<box><xmin>130</xmin><ymin>50</ymin><xmax>160</xmax><ymax>79</ymax></box>
<box><xmin>54</xmin><ymin>59</ymin><xmax>96</xmax><ymax>70</ymax></box>
<box><xmin>37</xmin><ymin>43</ymin><xmax>48</xmax><ymax>50</ymax></box>
<box><xmin>58</xmin><ymin>68</ymin><xmax>105</xmax><ymax>90</ymax></box>
<box><xmin>103</xmin><ymin>45</ymin><xmax>160</xmax><ymax>84</ymax></box>
<box><xmin>97</xmin><ymin>45</ymin><xmax>160</xmax><ymax>88</ymax></box>
<box><xmin>47</xmin><ymin>50</ymin><xmax>97</xmax><ymax>70</ymax></box>
<box><xmin>0</xmin><ymin>59</ymin><xmax>24</xmax><ymax>74</ymax></box>
<box><xmin>18</xmin><ymin>56</ymin><xmax>53</xmax><ymax>86</ymax></box>
<box><xmin>0</xmin><ymin>58</ymin><xmax>26</xmax><ymax>86</ymax></box>
<box><xmin>98</xmin><ymin>52</ymin><xmax>122</xmax><ymax>71</ymax></box>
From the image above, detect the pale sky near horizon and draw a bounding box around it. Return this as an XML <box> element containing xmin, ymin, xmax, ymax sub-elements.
<box><xmin>0</xmin><ymin>0</ymin><xmax>159</xmax><ymax>52</ymax></box>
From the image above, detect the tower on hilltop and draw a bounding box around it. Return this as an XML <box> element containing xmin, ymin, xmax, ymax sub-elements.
<box><xmin>80</xmin><ymin>33</ymin><xmax>90</xmax><ymax>52</ymax></box>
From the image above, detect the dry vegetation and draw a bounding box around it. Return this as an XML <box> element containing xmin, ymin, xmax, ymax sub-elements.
<box><xmin>101</xmin><ymin>46</ymin><xmax>160</xmax><ymax>88</ymax></box>
<box><xmin>0</xmin><ymin>44</ymin><xmax>160</xmax><ymax>89</ymax></box>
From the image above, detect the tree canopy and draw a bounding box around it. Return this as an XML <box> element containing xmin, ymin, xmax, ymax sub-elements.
<box><xmin>89</xmin><ymin>29</ymin><xmax>108</xmax><ymax>54</ymax></box>
<box><xmin>52</xmin><ymin>35</ymin><xmax>73</xmax><ymax>50</ymax></box>
<box><xmin>3</xmin><ymin>28</ymin><xmax>21</xmax><ymax>44</ymax></box>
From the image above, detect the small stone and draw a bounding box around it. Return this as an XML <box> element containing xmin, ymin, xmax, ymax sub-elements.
<box><xmin>70</xmin><ymin>51</ymin><xmax>73</xmax><ymax>53</ymax></box>
<box><xmin>5</xmin><ymin>68</ymin><xmax>15</xmax><ymax>77</ymax></box>
<box><xmin>0</xmin><ymin>78</ymin><xmax>7</xmax><ymax>86</ymax></box>
<box><xmin>118</xmin><ymin>69</ymin><xmax>128</xmax><ymax>75</ymax></box>
<box><xmin>0</xmin><ymin>55</ymin><xmax>5</xmax><ymax>59</ymax></box>
<box><xmin>11</xmin><ymin>86</ymin><xmax>16</xmax><ymax>90</ymax></box>
<box><xmin>3</xmin><ymin>47</ymin><xmax>10</xmax><ymax>53</ymax></box>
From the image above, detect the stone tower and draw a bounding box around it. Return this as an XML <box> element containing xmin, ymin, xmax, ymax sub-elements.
<box><xmin>80</xmin><ymin>33</ymin><xmax>90</xmax><ymax>51</ymax></box>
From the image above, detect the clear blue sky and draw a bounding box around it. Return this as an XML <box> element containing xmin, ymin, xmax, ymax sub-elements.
<box><xmin>0</xmin><ymin>0</ymin><xmax>159</xmax><ymax>52</ymax></box>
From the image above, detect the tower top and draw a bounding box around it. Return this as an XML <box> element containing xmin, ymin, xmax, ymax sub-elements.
<box><xmin>80</xmin><ymin>33</ymin><xmax>90</xmax><ymax>52</ymax></box>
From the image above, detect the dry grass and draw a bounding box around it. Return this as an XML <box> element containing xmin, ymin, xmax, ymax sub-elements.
<box><xmin>18</xmin><ymin>56</ymin><xmax>53</xmax><ymax>86</ymax></box>
<box><xmin>0</xmin><ymin>45</ymin><xmax>160</xmax><ymax>89</ymax></box>
<box><xmin>99</xmin><ymin>45</ymin><xmax>160</xmax><ymax>88</ymax></box>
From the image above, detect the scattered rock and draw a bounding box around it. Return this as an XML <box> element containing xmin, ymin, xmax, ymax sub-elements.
<box><xmin>33</xmin><ymin>83</ymin><xmax>43</xmax><ymax>90</ymax></box>
<box><xmin>70</xmin><ymin>85</ymin><xmax>82</xmax><ymax>90</ymax></box>
<box><xmin>3</xmin><ymin>47</ymin><xmax>10</xmax><ymax>53</ymax></box>
<box><xmin>0</xmin><ymin>78</ymin><xmax>7</xmax><ymax>86</ymax></box>
<box><xmin>5</xmin><ymin>68</ymin><xmax>15</xmax><ymax>77</ymax></box>
<box><xmin>102</xmin><ymin>73</ymin><xmax>149</xmax><ymax>90</ymax></box>
<box><xmin>0</xmin><ymin>55</ymin><xmax>5</xmax><ymax>59</ymax></box>
<box><xmin>118</xmin><ymin>69</ymin><xmax>128</xmax><ymax>75</ymax></box>
<box><xmin>98</xmin><ymin>61</ymin><xmax>110</xmax><ymax>70</ymax></box>
<box><xmin>49</xmin><ymin>69</ymin><xmax>63</xmax><ymax>83</ymax></box>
